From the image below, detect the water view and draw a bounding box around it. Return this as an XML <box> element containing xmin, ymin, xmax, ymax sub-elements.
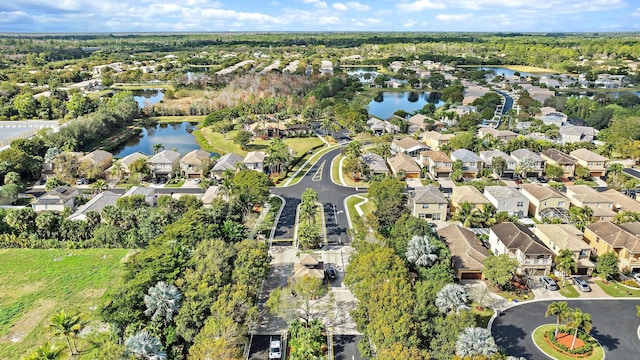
<box><xmin>367</xmin><ymin>92</ymin><xmax>445</xmax><ymax>119</ymax></box>
<box><xmin>112</xmin><ymin>122</ymin><xmax>202</xmax><ymax>158</ymax></box>
<box><xmin>132</xmin><ymin>89</ymin><xmax>165</xmax><ymax>108</ymax></box>
<box><xmin>480</xmin><ymin>67</ymin><xmax>539</xmax><ymax>78</ymax></box>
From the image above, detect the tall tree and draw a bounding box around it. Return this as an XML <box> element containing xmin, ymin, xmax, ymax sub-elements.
<box><xmin>144</xmin><ymin>281</ymin><xmax>182</xmax><ymax>328</ymax></box>
<box><xmin>545</xmin><ymin>301</ymin><xmax>572</xmax><ymax>336</ymax></box>
<box><xmin>555</xmin><ymin>249</ymin><xmax>577</xmax><ymax>285</ymax></box>
<box><xmin>405</xmin><ymin>235</ymin><xmax>439</xmax><ymax>268</ymax></box>
<box><xmin>124</xmin><ymin>331</ymin><xmax>167</xmax><ymax>360</ymax></box>
<box><xmin>483</xmin><ymin>254</ymin><xmax>519</xmax><ymax>290</ymax></box>
<box><xmin>435</xmin><ymin>284</ymin><xmax>470</xmax><ymax>314</ymax></box>
<box><xmin>455</xmin><ymin>327</ymin><xmax>498</xmax><ymax>357</ymax></box>
<box><xmin>567</xmin><ymin>308</ymin><xmax>592</xmax><ymax>350</ymax></box>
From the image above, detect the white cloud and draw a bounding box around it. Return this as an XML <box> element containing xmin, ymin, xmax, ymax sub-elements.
<box><xmin>347</xmin><ymin>2</ymin><xmax>370</xmax><ymax>11</ymax></box>
<box><xmin>436</xmin><ymin>13</ymin><xmax>473</xmax><ymax>22</ymax></box>
<box><xmin>633</xmin><ymin>8</ymin><xmax>640</xmax><ymax>16</ymax></box>
<box><xmin>398</xmin><ymin>0</ymin><xmax>446</xmax><ymax>12</ymax></box>
<box><xmin>332</xmin><ymin>3</ymin><xmax>348</xmax><ymax>11</ymax></box>
<box><xmin>404</xmin><ymin>19</ymin><xmax>416</xmax><ymax>28</ymax></box>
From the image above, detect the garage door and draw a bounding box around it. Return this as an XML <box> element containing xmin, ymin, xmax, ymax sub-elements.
<box><xmin>460</xmin><ymin>272</ymin><xmax>483</xmax><ymax>280</ymax></box>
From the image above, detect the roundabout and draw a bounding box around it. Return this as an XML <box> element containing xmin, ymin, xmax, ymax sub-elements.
<box><xmin>532</xmin><ymin>324</ymin><xmax>604</xmax><ymax>360</ymax></box>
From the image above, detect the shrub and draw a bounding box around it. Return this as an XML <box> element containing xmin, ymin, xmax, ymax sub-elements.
<box><xmin>621</xmin><ymin>279</ymin><xmax>640</xmax><ymax>288</ymax></box>
<box><xmin>545</xmin><ymin>328</ymin><xmax>593</xmax><ymax>355</ymax></box>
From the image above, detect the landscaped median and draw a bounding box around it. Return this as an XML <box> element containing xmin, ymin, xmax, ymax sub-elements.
<box><xmin>595</xmin><ymin>279</ymin><xmax>640</xmax><ymax>297</ymax></box>
<box><xmin>532</xmin><ymin>324</ymin><xmax>604</xmax><ymax>360</ymax></box>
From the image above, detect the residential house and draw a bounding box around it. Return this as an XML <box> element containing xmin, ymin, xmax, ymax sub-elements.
<box><xmin>79</xmin><ymin>149</ymin><xmax>113</xmax><ymax>171</ymax></box>
<box><xmin>437</xmin><ymin>224</ymin><xmax>490</xmax><ymax>279</ymax></box>
<box><xmin>510</xmin><ymin>149</ymin><xmax>545</xmax><ymax>177</ymax></box>
<box><xmin>407</xmin><ymin>185</ymin><xmax>448</xmax><ymax>221</ymax></box>
<box><xmin>540</xmin><ymin>149</ymin><xmax>576</xmax><ymax>179</ymax></box>
<box><xmin>570</xmin><ymin>149</ymin><xmax>609</xmax><ymax>178</ymax></box>
<box><xmin>519</xmin><ymin>183</ymin><xmax>570</xmax><ymax>221</ymax></box>
<box><xmin>391</xmin><ymin>137</ymin><xmax>428</xmax><ymax>158</ymax></box>
<box><xmin>450</xmin><ymin>149</ymin><xmax>484</xmax><ymax>178</ymax></box>
<box><xmin>180</xmin><ymin>149</ymin><xmax>212</xmax><ymax>178</ymax></box>
<box><xmin>602</xmin><ymin>189</ymin><xmax>640</xmax><ymax>214</ymax></box>
<box><xmin>388</xmin><ymin>152</ymin><xmax>421</xmax><ymax>178</ymax></box>
<box><xmin>32</xmin><ymin>186</ymin><xmax>78</xmax><ymax>212</ymax></box>
<box><xmin>211</xmin><ymin>153</ymin><xmax>243</xmax><ymax>178</ymax></box>
<box><xmin>243</xmin><ymin>151</ymin><xmax>266</xmax><ymax>172</ymax></box>
<box><xmin>407</xmin><ymin>114</ymin><xmax>429</xmax><ymax>132</ymax></box>
<box><xmin>361</xmin><ymin>152</ymin><xmax>389</xmax><ymax>176</ymax></box>
<box><xmin>117</xmin><ymin>152</ymin><xmax>148</xmax><ymax>177</ymax></box>
<box><xmin>539</xmin><ymin>107</ymin><xmax>568</xmax><ymax>127</ymax></box>
<box><xmin>488</xmin><ymin>222</ymin><xmax>554</xmax><ymax>275</ymax></box>
<box><xmin>534</xmin><ymin>224</ymin><xmax>595</xmax><ymax>276</ymax></box>
<box><xmin>202</xmin><ymin>186</ymin><xmax>223</xmax><ymax>207</ymax></box>
<box><xmin>479</xmin><ymin>150</ymin><xmax>517</xmax><ymax>178</ymax></box>
<box><xmin>565</xmin><ymin>185</ymin><xmax>616</xmax><ymax>221</ymax></box>
<box><xmin>423</xmin><ymin>131</ymin><xmax>453</xmax><ymax>151</ymax></box>
<box><xmin>67</xmin><ymin>191</ymin><xmax>121</xmax><ymax>221</ymax></box>
<box><xmin>122</xmin><ymin>186</ymin><xmax>156</xmax><ymax>206</ymax></box>
<box><xmin>148</xmin><ymin>150</ymin><xmax>181</xmax><ymax>179</ymax></box>
<box><xmin>419</xmin><ymin>151</ymin><xmax>453</xmax><ymax>179</ymax></box>
<box><xmin>559</xmin><ymin>125</ymin><xmax>596</xmax><ymax>144</ymax></box>
<box><xmin>293</xmin><ymin>253</ymin><xmax>325</xmax><ymax>279</ymax></box>
<box><xmin>246</xmin><ymin>121</ymin><xmax>287</xmax><ymax>138</ymax></box>
<box><xmin>584</xmin><ymin>221</ymin><xmax>640</xmax><ymax>273</ymax></box>
<box><xmin>477</xmin><ymin>128</ymin><xmax>517</xmax><ymax>142</ymax></box>
<box><xmin>367</xmin><ymin>117</ymin><xmax>399</xmax><ymax>135</ymax></box>
<box><xmin>483</xmin><ymin>186</ymin><xmax>529</xmax><ymax>218</ymax></box>
<box><xmin>451</xmin><ymin>185</ymin><xmax>490</xmax><ymax>211</ymax></box>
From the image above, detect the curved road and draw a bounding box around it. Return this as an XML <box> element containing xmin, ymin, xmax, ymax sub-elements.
<box><xmin>270</xmin><ymin>147</ymin><xmax>360</xmax><ymax>245</ymax></box>
<box><xmin>492</xmin><ymin>299</ymin><xmax>640</xmax><ymax>359</ymax></box>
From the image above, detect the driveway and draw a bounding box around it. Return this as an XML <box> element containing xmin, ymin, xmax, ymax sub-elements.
<box><xmin>492</xmin><ymin>300</ymin><xmax>640</xmax><ymax>359</ymax></box>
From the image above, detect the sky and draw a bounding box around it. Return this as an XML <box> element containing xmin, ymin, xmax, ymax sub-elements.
<box><xmin>1</xmin><ymin>0</ymin><xmax>639</xmax><ymax>33</ymax></box>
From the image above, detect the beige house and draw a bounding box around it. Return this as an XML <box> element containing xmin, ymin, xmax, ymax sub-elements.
<box><xmin>148</xmin><ymin>150</ymin><xmax>181</xmax><ymax>178</ymax></box>
<box><xmin>116</xmin><ymin>151</ymin><xmax>148</xmax><ymax>176</ymax></box>
<box><xmin>489</xmin><ymin>222</ymin><xmax>554</xmax><ymax>275</ymax></box>
<box><xmin>79</xmin><ymin>149</ymin><xmax>113</xmax><ymax>171</ymax></box>
<box><xmin>565</xmin><ymin>185</ymin><xmax>616</xmax><ymax>221</ymax></box>
<box><xmin>519</xmin><ymin>183</ymin><xmax>570</xmax><ymax>221</ymax></box>
<box><xmin>407</xmin><ymin>185</ymin><xmax>448</xmax><ymax>221</ymax></box>
<box><xmin>602</xmin><ymin>189</ymin><xmax>640</xmax><ymax>214</ymax></box>
<box><xmin>32</xmin><ymin>186</ymin><xmax>78</xmax><ymax>212</ymax></box>
<box><xmin>584</xmin><ymin>221</ymin><xmax>640</xmax><ymax>273</ymax></box>
<box><xmin>179</xmin><ymin>149</ymin><xmax>212</xmax><ymax>178</ymax></box>
<box><xmin>534</xmin><ymin>224</ymin><xmax>595</xmax><ymax>276</ymax></box>
<box><xmin>391</xmin><ymin>137</ymin><xmax>429</xmax><ymax>158</ymax></box>
<box><xmin>407</xmin><ymin>114</ymin><xmax>429</xmax><ymax>132</ymax></box>
<box><xmin>570</xmin><ymin>148</ymin><xmax>609</xmax><ymax>178</ymax></box>
<box><xmin>388</xmin><ymin>152</ymin><xmax>421</xmax><ymax>178</ymax></box>
<box><xmin>451</xmin><ymin>185</ymin><xmax>490</xmax><ymax>211</ymax></box>
<box><xmin>243</xmin><ymin>151</ymin><xmax>266</xmax><ymax>172</ymax></box>
<box><xmin>293</xmin><ymin>253</ymin><xmax>325</xmax><ymax>279</ymax></box>
<box><xmin>422</xmin><ymin>131</ymin><xmax>453</xmax><ymax>150</ymax></box>
<box><xmin>540</xmin><ymin>149</ymin><xmax>576</xmax><ymax>179</ymax></box>
<box><xmin>419</xmin><ymin>151</ymin><xmax>453</xmax><ymax>178</ymax></box>
<box><xmin>477</xmin><ymin>128</ymin><xmax>517</xmax><ymax>142</ymax></box>
<box><xmin>437</xmin><ymin>224</ymin><xmax>490</xmax><ymax>279</ymax></box>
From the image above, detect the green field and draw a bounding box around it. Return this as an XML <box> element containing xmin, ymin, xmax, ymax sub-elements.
<box><xmin>595</xmin><ymin>280</ymin><xmax>640</xmax><ymax>297</ymax></box>
<box><xmin>0</xmin><ymin>249</ymin><xmax>130</xmax><ymax>359</ymax></box>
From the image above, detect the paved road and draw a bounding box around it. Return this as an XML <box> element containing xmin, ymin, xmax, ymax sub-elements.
<box><xmin>492</xmin><ymin>299</ymin><xmax>640</xmax><ymax>359</ymax></box>
<box><xmin>271</xmin><ymin>146</ymin><xmax>359</xmax><ymax>244</ymax></box>
<box><xmin>334</xmin><ymin>335</ymin><xmax>363</xmax><ymax>360</ymax></box>
<box><xmin>27</xmin><ymin>186</ymin><xmax>204</xmax><ymax>198</ymax></box>
<box><xmin>248</xmin><ymin>334</ymin><xmax>277</xmax><ymax>360</ymax></box>
<box><xmin>496</xmin><ymin>89</ymin><xmax>514</xmax><ymax>114</ymax></box>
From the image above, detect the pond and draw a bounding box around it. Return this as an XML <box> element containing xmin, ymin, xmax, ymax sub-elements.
<box><xmin>112</xmin><ymin>122</ymin><xmax>204</xmax><ymax>158</ymax></box>
<box><xmin>132</xmin><ymin>89</ymin><xmax>164</xmax><ymax>108</ymax></box>
<box><xmin>479</xmin><ymin>67</ymin><xmax>540</xmax><ymax>78</ymax></box>
<box><xmin>347</xmin><ymin>67</ymin><xmax>381</xmax><ymax>82</ymax></box>
<box><xmin>367</xmin><ymin>92</ymin><xmax>445</xmax><ymax>119</ymax></box>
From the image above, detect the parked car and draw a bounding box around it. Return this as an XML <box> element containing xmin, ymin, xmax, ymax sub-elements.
<box><xmin>269</xmin><ymin>339</ymin><xmax>281</xmax><ymax>359</ymax></box>
<box><xmin>194</xmin><ymin>178</ymin><xmax>201</xmax><ymax>184</ymax></box>
<box><xmin>75</xmin><ymin>178</ymin><xmax>89</xmax><ymax>185</ymax></box>
<box><xmin>325</xmin><ymin>265</ymin><xmax>337</xmax><ymax>280</ymax></box>
<box><xmin>633</xmin><ymin>273</ymin><xmax>640</xmax><ymax>285</ymax></box>
<box><xmin>573</xmin><ymin>277</ymin><xmax>591</xmax><ymax>292</ymax></box>
<box><xmin>537</xmin><ymin>176</ymin><xmax>548</xmax><ymax>183</ymax></box>
<box><xmin>540</xmin><ymin>276</ymin><xmax>559</xmax><ymax>291</ymax></box>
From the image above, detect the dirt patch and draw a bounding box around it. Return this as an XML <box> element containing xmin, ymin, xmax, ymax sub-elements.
<box><xmin>120</xmin><ymin>250</ymin><xmax>139</xmax><ymax>263</ymax></box>
<box><xmin>77</xmin><ymin>288</ymin><xmax>106</xmax><ymax>299</ymax></box>
<box><xmin>0</xmin><ymin>299</ymin><xmax>56</xmax><ymax>343</ymax></box>
<box><xmin>556</xmin><ymin>332</ymin><xmax>585</xmax><ymax>350</ymax></box>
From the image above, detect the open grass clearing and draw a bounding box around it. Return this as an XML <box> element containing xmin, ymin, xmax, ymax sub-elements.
<box><xmin>594</xmin><ymin>279</ymin><xmax>640</xmax><ymax>297</ymax></box>
<box><xmin>0</xmin><ymin>249</ymin><xmax>130</xmax><ymax>359</ymax></box>
<box><xmin>346</xmin><ymin>195</ymin><xmax>368</xmax><ymax>228</ymax></box>
<box><xmin>532</xmin><ymin>324</ymin><xmax>604</xmax><ymax>360</ymax></box>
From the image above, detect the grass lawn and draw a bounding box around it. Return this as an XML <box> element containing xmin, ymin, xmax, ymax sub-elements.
<box><xmin>111</xmin><ymin>83</ymin><xmax>172</xmax><ymax>90</ymax></box>
<box><xmin>252</xmin><ymin>137</ymin><xmax>323</xmax><ymax>158</ymax></box>
<box><xmin>254</xmin><ymin>196</ymin><xmax>284</xmax><ymax>238</ymax></box>
<box><xmin>359</xmin><ymin>199</ymin><xmax>375</xmax><ymax>217</ymax></box>
<box><xmin>346</xmin><ymin>195</ymin><xmax>368</xmax><ymax>229</ymax></box>
<box><xmin>331</xmin><ymin>154</ymin><xmax>343</xmax><ymax>185</ymax></box>
<box><xmin>470</xmin><ymin>303</ymin><xmax>494</xmax><ymax>328</ymax></box>
<box><xmin>280</xmin><ymin>145</ymin><xmax>334</xmax><ymax>187</ymax></box>
<box><xmin>0</xmin><ymin>249</ymin><xmax>130</xmax><ymax>359</ymax></box>
<box><xmin>165</xmin><ymin>180</ymin><xmax>186</xmax><ymax>188</ymax></box>
<box><xmin>147</xmin><ymin>115</ymin><xmax>206</xmax><ymax>123</ymax></box>
<box><xmin>197</xmin><ymin>128</ymin><xmax>245</xmax><ymax>155</ymax></box>
<box><xmin>558</xmin><ymin>282</ymin><xmax>580</xmax><ymax>298</ymax></box>
<box><xmin>532</xmin><ymin>324</ymin><xmax>604</xmax><ymax>360</ymax></box>
<box><xmin>594</xmin><ymin>280</ymin><xmax>640</xmax><ymax>297</ymax></box>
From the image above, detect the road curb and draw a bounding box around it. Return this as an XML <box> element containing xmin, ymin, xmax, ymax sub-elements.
<box><xmin>269</xmin><ymin>194</ymin><xmax>286</xmax><ymax>247</ymax></box>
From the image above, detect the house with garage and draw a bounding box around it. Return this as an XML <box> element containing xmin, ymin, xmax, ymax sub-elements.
<box><xmin>148</xmin><ymin>150</ymin><xmax>181</xmax><ymax>179</ymax></box>
<box><xmin>360</xmin><ymin>152</ymin><xmax>389</xmax><ymax>176</ymax></box>
<box><xmin>479</xmin><ymin>150</ymin><xmax>517</xmax><ymax>178</ymax></box>
<box><xmin>583</xmin><ymin>221</ymin><xmax>640</xmax><ymax>273</ymax></box>
<box><xmin>559</xmin><ymin>125</ymin><xmax>596</xmax><ymax>144</ymax></box>
<box><xmin>565</xmin><ymin>185</ymin><xmax>616</xmax><ymax>221</ymax></box>
<box><xmin>422</xmin><ymin>131</ymin><xmax>453</xmax><ymax>151</ymax></box>
<box><xmin>367</xmin><ymin>118</ymin><xmax>399</xmax><ymax>135</ymax></box>
<box><xmin>601</xmin><ymin>189</ymin><xmax>640</xmax><ymax>214</ymax></box>
<box><xmin>391</xmin><ymin>137</ymin><xmax>429</xmax><ymax>158</ymax></box>
<box><xmin>32</xmin><ymin>186</ymin><xmax>79</xmax><ymax>212</ymax></box>
<box><xmin>534</xmin><ymin>224</ymin><xmax>595</xmax><ymax>276</ymax></box>
<box><xmin>437</xmin><ymin>224</ymin><xmax>490</xmax><ymax>280</ymax></box>
<box><xmin>180</xmin><ymin>149</ymin><xmax>212</xmax><ymax>178</ymax></box>
<box><xmin>450</xmin><ymin>149</ymin><xmax>484</xmax><ymax>178</ymax></box>
<box><xmin>407</xmin><ymin>185</ymin><xmax>448</xmax><ymax>221</ymax></box>
<box><xmin>519</xmin><ymin>183</ymin><xmax>570</xmax><ymax>221</ymax></box>
<box><xmin>211</xmin><ymin>153</ymin><xmax>243</xmax><ymax>178</ymax></box>
<box><xmin>388</xmin><ymin>152</ymin><xmax>421</xmax><ymax>178</ymax></box>
<box><xmin>570</xmin><ymin>148</ymin><xmax>609</xmax><ymax>178</ymax></box>
<box><xmin>488</xmin><ymin>222</ymin><xmax>554</xmax><ymax>275</ymax></box>
<box><xmin>483</xmin><ymin>186</ymin><xmax>529</xmax><ymax>218</ymax></box>
<box><xmin>510</xmin><ymin>149</ymin><xmax>545</xmax><ymax>177</ymax></box>
<box><xmin>540</xmin><ymin>148</ymin><xmax>576</xmax><ymax>179</ymax></box>
<box><xmin>419</xmin><ymin>151</ymin><xmax>453</xmax><ymax>179</ymax></box>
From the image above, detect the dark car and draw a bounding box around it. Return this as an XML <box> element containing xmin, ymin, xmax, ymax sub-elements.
<box><xmin>573</xmin><ymin>277</ymin><xmax>591</xmax><ymax>292</ymax></box>
<box><xmin>537</xmin><ymin>176</ymin><xmax>548</xmax><ymax>183</ymax></box>
<box><xmin>325</xmin><ymin>266</ymin><xmax>337</xmax><ymax>280</ymax></box>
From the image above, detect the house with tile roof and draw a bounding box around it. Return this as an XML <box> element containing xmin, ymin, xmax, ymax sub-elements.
<box><xmin>115</xmin><ymin>152</ymin><xmax>148</xmax><ymax>176</ymax></box>
<box><xmin>293</xmin><ymin>253</ymin><xmax>326</xmax><ymax>279</ymax></box>
<box><xmin>407</xmin><ymin>185</ymin><xmax>448</xmax><ymax>221</ymax></box>
<box><xmin>540</xmin><ymin>148</ymin><xmax>576</xmax><ymax>179</ymax></box>
<box><xmin>510</xmin><ymin>149</ymin><xmax>545</xmax><ymax>177</ymax></box>
<box><xmin>80</xmin><ymin>149</ymin><xmax>113</xmax><ymax>171</ymax></box>
<box><xmin>483</xmin><ymin>186</ymin><xmax>529</xmax><ymax>218</ymax></box>
<box><xmin>519</xmin><ymin>183</ymin><xmax>570</xmax><ymax>221</ymax></box>
<box><xmin>570</xmin><ymin>148</ymin><xmax>609</xmax><ymax>178</ymax></box>
<box><xmin>451</xmin><ymin>185</ymin><xmax>490</xmax><ymax>211</ymax></box>
<box><xmin>559</xmin><ymin>125</ymin><xmax>596</xmax><ymax>144</ymax></box>
<box><xmin>489</xmin><ymin>222</ymin><xmax>554</xmax><ymax>275</ymax></box>
<box><xmin>534</xmin><ymin>224</ymin><xmax>595</xmax><ymax>276</ymax></box>
<box><xmin>422</xmin><ymin>131</ymin><xmax>453</xmax><ymax>151</ymax></box>
<box><xmin>477</xmin><ymin>128</ymin><xmax>517</xmax><ymax>142</ymax></box>
<box><xmin>451</xmin><ymin>149</ymin><xmax>484</xmax><ymax>178</ymax></box>
<box><xmin>391</xmin><ymin>137</ymin><xmax>429</xmax><ymax>158</ymax></box>
<box><xmin>388</xmin><ymin>152</ymin><xmax>421</xmax><ymax>178</ymax></box>
<box><xmin>419</xmin><ymin>151</ymin><xmax>453</xmax><ymax>178</ymax></box>
<box><xmin>243</xmin><ymin>151</ymin><xmax>266</xmax><ymax>172</ymax></box>
<box><xmin>32</xmin><ymin>186</ymin><xmax>79</xmax><ymax>212</ymax></box>
<box><xmin>437</xmin><ymin>224</ymin><xmax>490</xmax><ymax>279</ymax></box>
<box><xmin>361</xmin><ymin>152</ymin><xmax>389</xmax><ymax>176</ymax></box>
<box><xmin>148</xmin><ymin>150</ymin><xmax>181</xmax><ymax>178</ymax></box>
<box><xmin>583</xmin><ymin>221</ymin><xmax>640</xmax><ymax>273</ymax></box>
<box><xmin>180</xmin><ymin>149</ymin><xmax>212</xmax><ymax>178</ymax></box>
<box><xmin>565</xmin><ymin>185</ymin><xmax>616</xmax><ymax>221</ymax></box>
<box><xmin>601</xmin><ymin>189</ymin><xmax>640</xmax><ymax>214</ymax></box>
<box><xmin>479</xmin><ymin>150</ymin><xmax>517</xmax><ymax>178</ymax></box>
<box><xmin>67</xmin><ymin>191</ymin><xmax>121</xmax><ymax>221</ymax></box>
<box><xmin>211</xmin><ymin>153</ymin><xmax>243</xmax><ymax>178</ymax></box>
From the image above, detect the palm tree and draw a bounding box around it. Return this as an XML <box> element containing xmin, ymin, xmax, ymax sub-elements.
<box><xmin>545</xmin><ymin>301</ymin><xmax>572</xmax><ymax>336</ymax></box>
<box><xmin>24</xmin><ymin>342</ymin><xmax>63</xmax><ymax>360</ymax></box>
<box><xmin>406</xmin><ymin>235</ymin><xmax>439</xmax><ymax>268</ymax></box>
<box><xmin>144</xmin><ymin>281</ymin><xmax>182</xmax><ymax>328</ymax></box>
<box><xmin>455</xmin><ymin>327</ymin><xmax>498</xmax><ymax>357</ymax></box>
<box><xmin>92</xmin><ymin>179</ymin><xmax>107</xmax><ymax>193</ymax></box>
<box><xmin>555</xmin><ymin>249</ymin><xmax>577</xmax><ymax>285</ymax></box>
<box><xmin>49</xmin><ymin>310</ymin><xmax>83</xmax><ymax>356</ymax></box>
<box><xmin>476</xmin><ymin>203</ymin><xmax>497</xmax><ymax>227</ymax></box>
<box><xmin>219</xmin><ymin>177</ymin><xmax>235</xmax><ymax>201</ymax></box>
<box><xmin>569</xmin><ymin>205</ymin><xmax>594</xmax><ymax>231</ymax></box>
<box><xmin>109</xmin><ymin>160</ymin><xmax>124</xmax><ymax>182</ymax></box>
<box><xmin>435</xmin><ymin>283</ymin><xmax>470</xmax><ymax>314</ymax></box>
<box><xmin>152</xmin><ymin>143</ymin><xmax>164</xmax><ymax>154</ymax></box>
<box><xmin>124</xmin><ymin>330</ymin><xmax>167</xmax><ymax>360</ymax></box>
<box><xmin>567</xmin><ymin>308</ymin><xmax>593</xmax><ymax>350</ymax></box>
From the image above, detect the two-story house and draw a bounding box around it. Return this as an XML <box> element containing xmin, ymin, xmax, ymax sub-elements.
<box><xmin>451</xmin><ymin>185</ymin><xmax>490</xmax><ymax>211</ymax></box>
<box><xmin>148</xmin><ymin>150</ymin><xmax>181</xmax><ymax>179</ymax></box>
<box><xmin>477</xmin><ymin>128</ymin><xmax>517</xmax><ymax>142</ymax></box>
<box><xmin>483</xmin><ymin>186</ymin><xmax>529</xmax><ymax>218</ymax></box>
<box><xmin>570</xmin><ymin>148</ymin><xmax>609</xmax><ymax>178</ymax></box>
<box><xmin>361</xmin><ymin>152</ymin><xmax>389</xmax><ymax>176</ymax></box>
<box><xmin>211</xmin><ymin>153</ymin><xmax>243</xmax><ymax>178</ymax></box>
<box><xmin>534</xmin><ymin>224</ymin><xmax>595</xmax><ymax>276</ymax></box>
<box><xmin>584</xmin><ymin>221</ymin><xmax>640</xmax><ymax>273</ymax></box>
<box><xmin>79</xmin><ymin>149</ymin><xmax>113</xmax><ymax>171</ymax></box>
<box><xmin>479</xmin><ymin>150</ymin><xmax>517</xmax><ymax>178</ymax></box>
<box><xmin>391</xmin><ymin>137</ymin><xmax>429</xmax><ymax>158</ymax></box>
<box><xmin>367</xmin><ymin>118</ymin><xmax>399</xmax><ymax>135</ymax></box>
<box><xmin>437</xmin><ymin>224</ymin><xmax>490</xmax><ymax>279</ymax></box>
<box><xmin>565</xmin><ymin>185</ymin><xmax>616</xmax><ymax>221</ymax></box>
<box><xmin>489</xmin><ymin>222</ymin><xmax>554</xmax><ymax>275</ymax></box>
<box><xmin>510</xmin><ymin>149</ymin><xmax>545</xmax><ymax>178</ymax></box>
<box><xmin>450</xmin><ymin>149</ymin><xmax>484</xmax><ymax>178</ymax></box>
<box><xmin>559</xmin><ymin>125</ymin><xmax>596</xmax><ymax>144</ymax></box>
<box><xmin>519</xmin><ymin>183</ymin><xmax>570</xmax><ymax>221</ymax></box>
<box><xmin>388</xmin><ymin>152</ymin><xmax>421</xmax><ymax>178</ymax></box>
<box><xmin>407</xmin><ymin>185</ymin><xmax>448</xmax><ymax>221</ymax></box>
<box><xmin>419</xmin><ymin>151</ymin><xmax>453</xmax><ymax>178</ymax></box>
<box><xmin>243</xmin><ymin>151</ymin><xmax>266</xmax><ymax>172</ymax></box>
<box><xmin>422</xmin><ymin>131</ymin><xmax>453</xmax><ymax>151</ymax></box>
<box><xmin>32</xmin><ymin>186</ymin><xmax>79</xmax><ymax>212</ymax></box>
<box><xmin>602</xmin><ymin>189</ymin><xmax>640</xmax><ymax>214</ymax></box>
<box><xmin>540</xmin><ymin>148</ymin><xmax>576</xmax><ymax>179</ymax></box>
<box><xmin>179</xmin><ymin>149</ymin><xmax>212</xmax><ymax>178</ymax></box>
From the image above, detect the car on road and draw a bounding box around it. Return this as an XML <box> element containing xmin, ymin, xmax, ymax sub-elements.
<box><xmin>573</xmin><ymin>277</ymin><xmax>591</xmax><ymax>292</ymax></box>
<box><xmin>325</xmin><ymin>266</ymin><xmax>337</xmax><ymax>281</ymax></box>
<box><xmin>540</xmin><ymin>276</ymin><xmax>559</xmax><ymax>291</ymax></box>
<box><xmin>633</xmin><ymin>273</ymin><xmax>640</xmax><ymax>285</ymax></box>
<box><xmin>269</xmin><ymin>339</ymin><xmax>281</xmax><ymax>359</ymax></box>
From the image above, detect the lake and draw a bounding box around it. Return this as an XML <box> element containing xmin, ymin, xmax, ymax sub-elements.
<box><xmin>132</xmin><ymin>89</ymin><xmax>164</xmax><ymax>108</ymax></box>
<box><xmin>347</xmin><ymin>67</ymin><xmax>381</xmax><ymax>82</ymax></box>
<box><xmin>367</xmin><ymin>92</ymin><xmax>445</xmax><ymax>119</ymax></box>
<box><xmin>113</xmin><ymin>122</ymin><xmax>203</xmax><ymax>158</ymax></box>
<box><xmin>479</xmin><ymin>67</ymin><xmax>539</xmax><ymax>78</ymax></box>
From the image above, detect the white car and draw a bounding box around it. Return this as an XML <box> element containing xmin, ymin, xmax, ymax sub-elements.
<box><xmin>633</xmin><ymin>273</ymin><xmax>640</xmax><ymax>285</ymax></box>
<box><xmin>269</xmin><ymin>339</ymin><xmax>281</xmax><ymax>359</ymax></box>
